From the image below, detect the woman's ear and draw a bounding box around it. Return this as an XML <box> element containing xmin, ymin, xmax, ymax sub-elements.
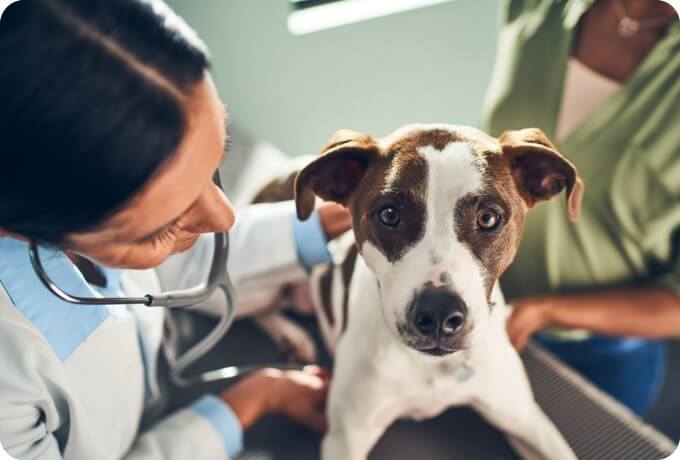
<box><xmin>295</xmin><ymin>130</ymin><xmax>380</xmax><ymax>220</ymax></box>
<box><xmin>500</xmin><ymin>128</ymin><xmax>584</xmax><ymax>222</ymax></box>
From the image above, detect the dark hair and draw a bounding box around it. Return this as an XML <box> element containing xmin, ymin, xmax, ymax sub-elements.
<box><xmin>0</xmin><ymin>0</ymin><xmax>210</xmax><ymax>243</ymax></box>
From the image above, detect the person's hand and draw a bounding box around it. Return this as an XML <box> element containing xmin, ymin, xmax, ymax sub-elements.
<box><xmin>221</xmin><ymin>365</ymin><xmax>330</xmax><ymax>432</ymax></box>
<box><xmin>506</xmin><ymin>297</ymin><xmax>553</xmax><ymax>352</ymax></box>
<box><xmin>265</xmin><ymin>365</ymin><xmax>330</xmax><ymax>432</ymax></box>
<box><xmin>317</xmin><ymin>202</ymin><xmax>352</xmax><ymax>240</ymax></box>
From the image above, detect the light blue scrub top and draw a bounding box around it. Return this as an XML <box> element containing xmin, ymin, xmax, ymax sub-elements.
<box><xmin>0</xmin><ymin>209</ymin><xmax>330</xmax><ymax>458</ymax></box>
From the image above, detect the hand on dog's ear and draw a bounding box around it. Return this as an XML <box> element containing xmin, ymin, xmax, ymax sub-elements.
<box><xmin>500</xmin><ymin>128</ymin><xmax>584</xmax><ymax>222</ymax></box>
<box><xmin>295</xmin><ymin>129</ymin><xmax>379</xmax><ymax>220</ymax></box>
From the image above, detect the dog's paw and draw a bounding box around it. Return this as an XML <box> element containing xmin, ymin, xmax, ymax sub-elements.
<box><xmin>254</xmin><ymin>312</ymin><xmax>318</xmax><ymax>364</ymax></box>
<box><xmin>279</xmin><ymin>326</ymin><xmax>318</xmax><ymax>364</ymax></box>
<box><xmin>278</xmin><ymin>281</ymin><xmax>316</xmax><ymax>316</ymax></box>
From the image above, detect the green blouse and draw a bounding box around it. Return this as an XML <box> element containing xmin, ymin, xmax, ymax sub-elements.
<box><xmin>483</xmin><ymin>0</ymin><xmax>680</xmax><ymax>302</ymax></box>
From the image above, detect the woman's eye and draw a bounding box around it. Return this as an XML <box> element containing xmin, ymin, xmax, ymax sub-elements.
<box><xmin>477</xmin><ymin>209</ymin><xmax>501</xmax><ymax>231</ymax></box>
<box><xmin>143</xmin><ymin>224</ymin><xmax>178</xmax><ymax>246</ymax></box>
<box><xmin>379</xmin><ymin>206</ymin><xmax>401</xmax><ymax>227</ymax></box>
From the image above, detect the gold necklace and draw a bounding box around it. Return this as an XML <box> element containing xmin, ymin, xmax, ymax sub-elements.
<box><xmin>612</xmin><ymin>0</ymin><xmax>676</xmax><ymax>38</ymax></box>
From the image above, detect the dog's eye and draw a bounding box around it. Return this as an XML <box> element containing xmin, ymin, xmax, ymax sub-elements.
<box><xmin>379</xmin><ymin>206</ymin><xmax>401</xmax><ymax>227</ymax></box>
<box><xmin>477</xmin><ymin>209</ymin><xmax>501</xmax><ymax>231</ymax></box>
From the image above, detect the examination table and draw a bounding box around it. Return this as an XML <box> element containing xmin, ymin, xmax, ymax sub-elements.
<box><xmin>159</xmin><ymin>310</ymin><xmax>676</xmax><ymax>460</ymax></box>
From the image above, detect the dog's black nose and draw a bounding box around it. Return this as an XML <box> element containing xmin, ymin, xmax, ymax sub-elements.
<box><xmin>411</xmin><ymin>288</ymin><xmax>467</xmax><ymax>338</ymax></box>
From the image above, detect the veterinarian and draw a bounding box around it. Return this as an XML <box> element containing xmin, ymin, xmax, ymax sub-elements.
<box><xmin>0</xmin><ymin>1</ymin><xmax>352</xmax><ymax>459</ymax></box>
<box><xmin>484</xmin><ymin>0</ymin><xmax>679</xmax><ymax>415</ymax></box>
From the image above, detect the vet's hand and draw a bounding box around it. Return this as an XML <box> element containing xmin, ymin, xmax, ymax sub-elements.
<box><xmin>221</xmin><ymin>366</ymin><xmax>329</xmax><ymax>432</ymax></box>
<box><xmin>265</xmin><ymin>365</ymin><xmax>330</xmax><ymax>433</ymax></box>
<box><xmin>506</xmin><ymin>297</ymin><xmax>552</xmax><ymax>351</ymax></box>
<box><xmin>318</xmin><ymin>202</ymin><xmax>352</xmax><ymax>240</ymax></box>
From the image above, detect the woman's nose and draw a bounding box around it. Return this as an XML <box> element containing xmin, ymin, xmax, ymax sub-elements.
<box><xmin>183</xmin><ymin>183</ymin><xmax>236</xmax><ymax>234</ymax></box>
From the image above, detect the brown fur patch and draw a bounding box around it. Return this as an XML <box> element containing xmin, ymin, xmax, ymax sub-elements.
<box><xmin>349</xmin><ymin>149</ymin><xmax>428</xmax><ymax>263</ymax></box>
<box><xmin>454</xmin><ymin>151</ymin><xmax>528</xmax><ymax>299</ymax></box>
<box><xmin>340</xmin><ymin>244</ymin><xmax>358</xmax><ymax>332</ymax></box>
<box><xmin>389</xmin><ymin>129</ymin><xmax>466</xmax><ymax>153</ymax></box>
<box><xmin>318</xmin><ymin>264</ymin><xmax>335</xmax><ymax>327</ymax></box>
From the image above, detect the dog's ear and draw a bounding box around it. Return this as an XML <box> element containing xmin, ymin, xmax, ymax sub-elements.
<box><xmin>295</xmin><ymin>129</ymin><xmax>379</xmax><ymax>220</ymax></box>
<box><xmin>499</xmin><ymin>128</ymin><xmax>584</xmax><ymax>222</ymax></box>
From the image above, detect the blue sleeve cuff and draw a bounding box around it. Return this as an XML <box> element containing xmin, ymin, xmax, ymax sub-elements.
<box><xmin>191</xmin><ymin>394</ymin><xmax>243</xmax><ymax>457</ymax></box>
<box><xmin>291</xmin><ymin>210</ymin><xmax>332</xmax><ymax>270</ymax></box>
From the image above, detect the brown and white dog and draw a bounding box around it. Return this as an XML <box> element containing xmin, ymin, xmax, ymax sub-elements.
<box><xmin>254</xmin><ymin>124</ymin><xmax>583</xmax><ymax>460</ymax></box>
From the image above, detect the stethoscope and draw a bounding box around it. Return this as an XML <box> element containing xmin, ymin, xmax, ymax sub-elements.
<box><xmin>28</xmin><ymin>174</ymin><xmax>299</xmax><ymax>387</ymax></box>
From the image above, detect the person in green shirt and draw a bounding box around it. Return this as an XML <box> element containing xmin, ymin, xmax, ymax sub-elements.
<box><xmin>483</xmin><ymin>0</ymin><xmax>679</xmax><ymax>415</ymax></box>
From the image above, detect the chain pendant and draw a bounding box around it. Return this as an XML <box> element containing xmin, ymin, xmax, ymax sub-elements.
<box><xmin>618</xmin><ymin>16</ymin><xmax>640</xmax><ymax>37</ymax></box>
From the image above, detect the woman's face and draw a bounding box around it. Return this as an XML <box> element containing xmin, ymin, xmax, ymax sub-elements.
<box><xmin>66</xmin><ymin>74</ymin><xmax>236</xmax><ymax>269</ymax></box>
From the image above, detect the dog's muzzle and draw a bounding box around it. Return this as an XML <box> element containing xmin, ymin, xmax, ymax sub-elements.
<box><xmin>400</xmin><ymin>286</ymin><xmax>468</xmax><ymax>356</ymax></box>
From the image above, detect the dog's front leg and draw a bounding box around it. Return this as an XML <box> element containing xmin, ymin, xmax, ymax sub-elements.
<box><xmin>480</xmin><ymin>399</ymin><xmax>576</xmax><ymax>460</ymax></box>
<box><xmin>322</xmin><ymin>423</ymin><xmax>381</xmax><ymax>460</ymax></box>
<box><xmin>473</xmin><ymin>346</ymin><xmax>576</xmax><ymax>460</ymax></box>
<box><xmin>322</xmin><ymin>346</ymin><xmax>398</xmax><ymax>460</ymax></box>
<box><xmin>322</xmin><ymin>382</ymin><xmax>394</xmax><ymax>460</ymax></box>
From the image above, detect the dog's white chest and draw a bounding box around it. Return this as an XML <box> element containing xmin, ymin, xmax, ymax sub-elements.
<box><xmin>403</xmin><ymin>360</ymin><xmax>477</xmax><ymax>421</ymax></box>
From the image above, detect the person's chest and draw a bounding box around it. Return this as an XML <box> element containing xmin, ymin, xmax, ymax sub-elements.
<box><xmin>572</xmin><ymin>0</ymin><xmax>670</xmax><ymax>84</ymax></box>
<box><xmin>60</xmin><ymin>269</ymin><xmax>165</xmax><ymax>456</ymax></box>
<box><xmin>61</xmin><ymin>310</ymin><xmax>147</xmax><ymax>456</ymax></box>
<box><xmin>0</xmin><ymin>285</ymin><xmax>149</xmax><ymax>458</ymax></box>
<box><xmin>484</xmin><ymin>0</ymin><xmax>678</xmax><ymax>144</ymax></box>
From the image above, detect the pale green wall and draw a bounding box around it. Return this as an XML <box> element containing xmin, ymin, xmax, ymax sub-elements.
<box><xmin>168</xmin><ymin>0</ymin><xmax>500</xmax><ymax>156</ymax></box>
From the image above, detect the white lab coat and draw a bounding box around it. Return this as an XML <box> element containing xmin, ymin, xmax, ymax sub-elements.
<box><xmin>0</xmin><ymin>201</ymin><xmax>309</xmax><ymax>460</ymax></box>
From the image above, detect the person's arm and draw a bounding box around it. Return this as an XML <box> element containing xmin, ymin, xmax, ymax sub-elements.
<box><xmin>124</xmin><ymin>394</ymin><xmax>242</xmax><ymax>460</ymax></box>
<box><xmin>124</xmin><ymin>366</ymin><xmax>328</xmax><ymax>460</ymax></box>
<box><xmin>0</xmin><ymin>365</ymin><xmax>328</xmax><ymax>460</ymax></box>
<box><xmin>226</xmin><ymin>200</ymin><xmax>349</xmax><ymax>284</ymax></box>
<box><xmin>507</xmin><ymin>285</ymin><xmax>680</xmax><ymax>351</ymax></box>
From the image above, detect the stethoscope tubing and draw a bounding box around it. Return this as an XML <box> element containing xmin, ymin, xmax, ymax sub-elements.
<box><xmin>29</xmin><ymin>232</ymin><xmax>287</xmax><ymax>387</ymax></box>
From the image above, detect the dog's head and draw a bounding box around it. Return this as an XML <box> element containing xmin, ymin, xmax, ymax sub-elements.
<box><xmin>295</xmin><ymin>124</ymin><xmax>583</xmax><ymax>356</ymax></box>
